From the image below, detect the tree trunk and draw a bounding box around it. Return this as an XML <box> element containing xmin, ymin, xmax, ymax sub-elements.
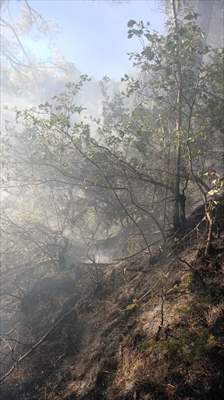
<box><xmin>172</xmin><ymin>0</ymin><xmax>184</xmax><ymax>230</ymax></box>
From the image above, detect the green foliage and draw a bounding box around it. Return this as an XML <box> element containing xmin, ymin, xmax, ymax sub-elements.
<box><xmin>208</xmin><ymin>177</ymin><xmax>224</xmax><ymax>197</ymax></box>
<box><xmin>179</xmin><ymin>273</ymin><xmax>193</xmax><ymax>290</ymax></box>
<box><xmin>140</xmin><ymin>330</ymin><xmax>210</xmax><ymax>363</ymax></box>
<box><xmin>139</xmin><ymin>300</ymin><xmax>220</xmax><ymax>365</ymax></box>
<box><xmin>3</xmin><ymin>6</ymin><xmax>224</xmax><ymax>276</ymax></box>
<box><xmin>124</xmin><ymin>298</ymin><xmax>139</xmax><ymax>312</ymax></box>
<box><xmin>167</xmin><ymin>273</ymin><xmax>193</xmax><ymax>296</ymax></box>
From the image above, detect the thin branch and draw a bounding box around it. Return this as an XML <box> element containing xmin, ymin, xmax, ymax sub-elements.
<box><xmin>0</xmin><ymin>301</ymin><xmax>78</xmax><ymax>385</ymax></box>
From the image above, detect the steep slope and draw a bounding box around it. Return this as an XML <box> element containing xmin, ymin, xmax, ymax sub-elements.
<box><xmin>1</xmin><ymin>202</ymin><xmax>224</xmax><ymax>400</ymax></box>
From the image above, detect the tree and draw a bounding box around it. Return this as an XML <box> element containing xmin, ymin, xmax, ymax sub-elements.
<box><xmin>123</xmin><ymin>3</ymin><xmax>224</xmax><ymax>231</ymax></box>
<box><xmin>2</xmin><ymin>2</ymin><xmax>223</xmax><ymax>272</ymax></box>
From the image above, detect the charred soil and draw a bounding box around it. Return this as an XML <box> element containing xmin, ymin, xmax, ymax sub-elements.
<box><xmin>1</xmin><ymin>203</ymin><xmax>224</xmax><ymax>400</ymax></box>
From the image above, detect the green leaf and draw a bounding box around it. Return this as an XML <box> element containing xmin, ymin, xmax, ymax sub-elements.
<box><xmin>208</xmin><ymin>188</ymin><xmax>220</xmax><ymax>196</ymax></box>
<box><xmin>143</xmin><ymin>47</ymin><xmax>154</xmax><ymax>60</ymax></box>
<box><xmin>127</xmin><ymin>20</ymin><xmax>136</xmax><ymax>28</ymax></box>
<box><xmin>184</xmin><ymin>14</ymin><xmax>195</xmax><ymax>21</ymax></box>
<box><xmin>125</xmin><ymin>302</ymin><xmax>138</xmax><ymax>311</ymax></box>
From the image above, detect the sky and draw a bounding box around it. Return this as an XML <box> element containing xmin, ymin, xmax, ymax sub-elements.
<box><xmin>19</xmin><ymin>0</ymin><xmax>165</xmax><ymax>81</ymax></box>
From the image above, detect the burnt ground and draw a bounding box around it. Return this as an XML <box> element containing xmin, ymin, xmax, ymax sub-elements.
<box><xmin>0</xmin><ymin>204</ymin><xmax>224</xmax><ymax>400</ymax></box>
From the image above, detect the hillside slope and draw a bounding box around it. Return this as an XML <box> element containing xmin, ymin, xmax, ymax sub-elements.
<box><xmin>1</xmin><ymin>203</ymin><xmax>224</xmax><ymax>400</ymax></box>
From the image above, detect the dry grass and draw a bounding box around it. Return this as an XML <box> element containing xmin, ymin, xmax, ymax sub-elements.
<box><xmin>206</xmin><ymin>303</ymin><xmax>224</xmax><ymax>327</ymax></box>
<box><xmin>113</xmin><ymin>347</ymin><xmax>144</xmax><ymax>392</ymax></box>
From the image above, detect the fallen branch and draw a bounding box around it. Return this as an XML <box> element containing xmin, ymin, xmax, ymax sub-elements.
<box><xmin>0</xmin><ymin>302</ymin><xmax>78</xmax><ymax>385</ymax></box>
<box><xmin>156</xmin><ymin>287</ymin><xmax>165</xmax><ymax>341</ymax></box>
<box><xmin>166</xmin><ymin>217</ymin><xmax>205</xmax><ymax>259</ymax></box>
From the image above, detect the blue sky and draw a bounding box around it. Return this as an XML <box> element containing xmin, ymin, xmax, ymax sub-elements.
<box><xmin>19</xmin><ymin>0</ymin><xmax>165</xmax><ymax>80</ymax></box>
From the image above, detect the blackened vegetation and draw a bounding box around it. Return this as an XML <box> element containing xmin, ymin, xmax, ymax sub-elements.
<box><xmin>168</xmin><ymin>195</ymin><xmax>224</xmax><ymax>255</ymax></box>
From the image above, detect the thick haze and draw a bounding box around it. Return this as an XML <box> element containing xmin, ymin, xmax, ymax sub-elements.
<box><xmin>2</xmin><ymin>0</ymin><xmax>165</xmax><ymax>122</ymax></box>
<box><xmin>19</xmin><ymin>0</ymin><xmax>165</xmax><ymax>80</ymax></box>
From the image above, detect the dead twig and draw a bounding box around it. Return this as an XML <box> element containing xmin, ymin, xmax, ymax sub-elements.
<box><xmin>0</xmin><ymin>302</ymin><xmax>78</xmax><ymax>385</ymax></box>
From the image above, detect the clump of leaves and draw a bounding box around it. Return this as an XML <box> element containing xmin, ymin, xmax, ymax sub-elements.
<box><xmin>139</xmin><ymin>325</ymin><xmax>220</xmax><ymax>366</ymax></box>
<box><xmin>140</xmin><ymin>291</ymin><xmax>223</xmax><ymax>368</ymax></box>
<box><xmin>125</xmin><ymin>298</ymin><xmax>139</xmax><ymax>312</ymax></box>
<box><xmin>167</xmin><ymin>273</ymin><xmax>193</xmax><ymax>296</ymax></box>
